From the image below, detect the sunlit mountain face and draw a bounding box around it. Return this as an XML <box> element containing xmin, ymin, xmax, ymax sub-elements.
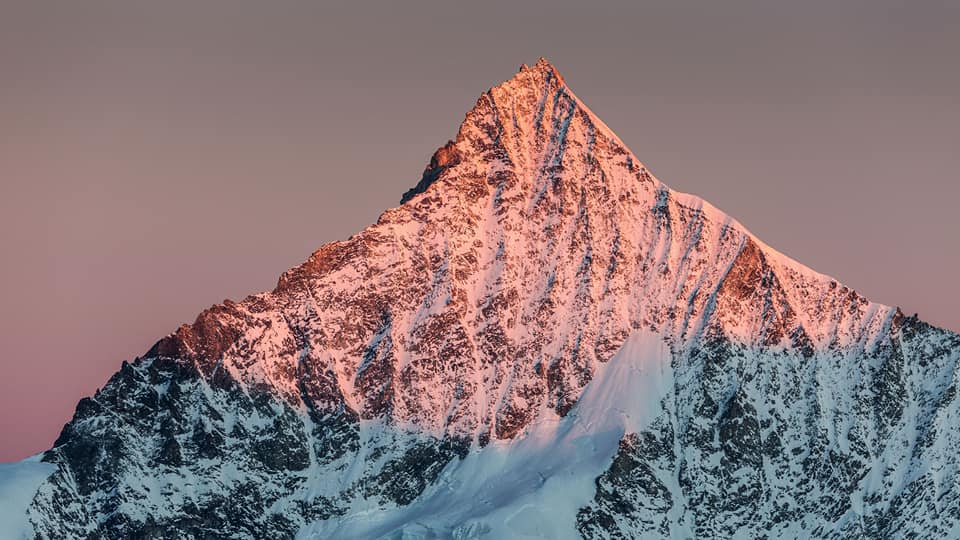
<box><xmin>4</xmin><ymin>59</ymin><xmax>960</xmax><ymax>539</ymax></box>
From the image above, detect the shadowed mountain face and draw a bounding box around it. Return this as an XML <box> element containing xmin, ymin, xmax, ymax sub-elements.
<box><xmin>13</xmin><ymin>59</ymin><xmax>960</xmax><ymax>539</ymax></box>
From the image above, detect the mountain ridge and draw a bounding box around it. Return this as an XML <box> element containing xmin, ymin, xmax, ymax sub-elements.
<box><xmin>5</xmin><ymin>58</ymin><xmax>960</xmax><ymax>539</ymax></box>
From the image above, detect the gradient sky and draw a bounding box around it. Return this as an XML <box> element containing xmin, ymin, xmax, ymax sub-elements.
<box><xmin>1</xmin><ymin>0</ymin><xmax>958</xmax><ymax>462</ymax></box>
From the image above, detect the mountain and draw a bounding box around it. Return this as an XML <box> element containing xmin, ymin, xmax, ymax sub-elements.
<box><xmin>5</xmin><ymin>58</ymin><xmax>960</xmax><ymax>539</ymax></box>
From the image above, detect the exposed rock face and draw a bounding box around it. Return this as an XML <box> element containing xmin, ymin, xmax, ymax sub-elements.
<box><xmin>578</xmin><ymin>316</ymin><xmax>960</xmax><ymax>538</ymax></box>
<box><xmin>13</xmin><ymin>58</ymin><xmax>960</xmax><ymax>539</ymax></box>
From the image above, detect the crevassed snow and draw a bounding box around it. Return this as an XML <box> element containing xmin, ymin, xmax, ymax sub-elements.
<box><xmin>0</xmin><ymin>455</ymin><xmax>56</xmax><ymax>540</ymax></box>
<box><xmin>299</xmin><ymin>329</ymin><xmax>673</xmax><ymax>539</ymax></box>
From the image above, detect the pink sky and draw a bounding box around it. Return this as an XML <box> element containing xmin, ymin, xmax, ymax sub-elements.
<box><xmin>1</xmin><ymin>0</ymin><xmax>958</xmax><ymax>462</ymax></box>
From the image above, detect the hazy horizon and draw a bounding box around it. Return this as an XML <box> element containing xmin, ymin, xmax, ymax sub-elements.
<box><xmin>2</xmin><ymin>0</ymin><xmax>958</xmax><ymax>462</ymax></box>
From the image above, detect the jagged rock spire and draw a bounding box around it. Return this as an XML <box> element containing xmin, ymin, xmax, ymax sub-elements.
<box><xmin>401</xmin><ymin>57</ymin><xmax>636</xmax><ymax>207</ymax></box>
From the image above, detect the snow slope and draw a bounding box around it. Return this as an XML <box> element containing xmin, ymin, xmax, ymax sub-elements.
<box><xmin>301</xmin><ymin>330</ymin><xmax>672</xmax><ymax>539</ymax></box>
<box><xmin>0</xmin><ymin>456</ymin><xmax>55</xmax><ymax>539</ymax></box>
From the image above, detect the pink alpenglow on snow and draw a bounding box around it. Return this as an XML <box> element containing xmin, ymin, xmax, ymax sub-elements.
<box><xmin>2</xmin><ymin>58</ymin><xmax>960</xmax><ymax>539</ymax></box>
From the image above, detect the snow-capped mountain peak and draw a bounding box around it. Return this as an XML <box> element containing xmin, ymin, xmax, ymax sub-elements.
<box><xmin>5</xmin><ymin>59</ymin><xmax>960</xmax><ymax>539</ymax></box>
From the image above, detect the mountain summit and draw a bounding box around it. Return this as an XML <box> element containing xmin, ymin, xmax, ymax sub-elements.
<box><xmin>7</xmin><ymin>59</ymin><xmax>960</xmax><ymax>539</ymax></box>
